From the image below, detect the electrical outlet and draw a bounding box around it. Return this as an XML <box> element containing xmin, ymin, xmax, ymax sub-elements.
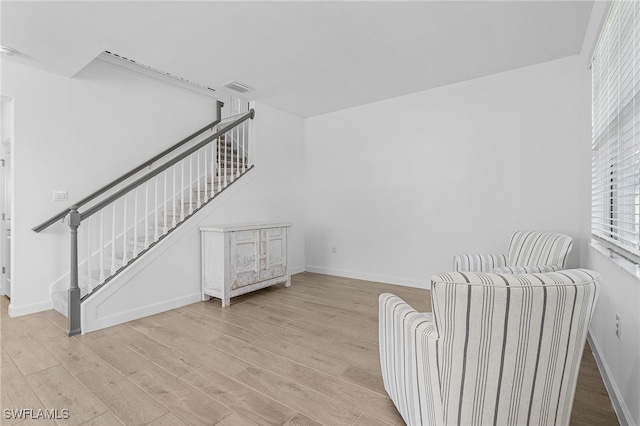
<box><xmin>615</xmin><ymin>314</ymin><xmax>621</xmax><ymax>338</ymax></box>
<box><xmin>53</xmin><ymin>191</ymin><xmax>68</xmax><ymax>202</ymax></box>
<box><xmin>331</xmin><ymin>245</ymin><xmax>337</xmax><ymax>254</ymax></box>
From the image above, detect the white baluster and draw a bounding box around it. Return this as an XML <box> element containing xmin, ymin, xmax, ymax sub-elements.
<box><xmin>210</xmin><ymin>141</ymin><xmax>216</xmax><ymax>198</ymax></box>
<box><xmin>111</xmin><ymin>201</ymin><xmax>116</xmax><ymax>274</ymax></box>
<box><xmin>189</xmin><ymin>155</ymin><xmax>193</xmax><ymax>215</ymax></box>
<box><xmin>180</xmin><ymin>162</ymin><xmax>185</xmax><ymax>222</ymax></box>
<box><xmin>203</xmin><ymin>145</ymin><xmax>208</xmax><ymax>203</ymax></box>
<box><xmin>144</xmin><ymin>182</ymin><xmax>149</xmax><ymax>249</ymax></box>
<box><xmin>217</xmin><ymin>138</ymin><xmax>222</xmax><ymax>193</ymax></box>
<box><xmin>172</xmin><ymin>165</ymin><xmax>177</xmax><ymax>227</ymax></box>
<box><xmin>163</xmin><ymin>170</ymin><xmax>168</xmax><ymax>234</ymax></box>
<box><xmin>154</xmin><ymin>176</ymin><xmax>159</xmax><ymax>241</ymax></box>
<box><xmin>236</xmin><ymin>125</ymin><xmax>240</xmax><ymax>177</ymax></box>
<box><xmin>133</xmin><ymin>188</ymin><xmax>138</xmax><ymax>258</ymax></box>
<box><xmin>224</xmin><ymin>134</ymin><xmax>228</xmax><ymax>188</ymax></box>
<box><xmin>87</xmin><ymin>216</ymin><xmax>91</xmax><ymax>290</ymax></box>
<box><xmin>99</xmin><ymin>210</ymin><xmax>105</xmax><ymax>283</ymax></box>
<box><xmin>242</xmin><ymin>121</ymin><xmax>247</xmax><ymax>173</ymax></box>
<box><xmin>231</xmin><ymin>128</ymin><xmax>235</xmax><ymax>182</ymax></box>
<box><xmin>122</xmin><ymin>194</ymin><xmax>128</xmax><ymax>266</ymax></box>
<box><xmin>197</xmin><ymin>150</ymin><xmax>202</xmax><ymax>209</ymax></box>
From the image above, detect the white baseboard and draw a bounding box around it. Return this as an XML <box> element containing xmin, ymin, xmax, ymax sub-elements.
<box><xmin>290</xmin><ymin>265</ymin><xmax>306</xmax><ymax>275</ymax></box>
<box><xmin>8</xmin><ymin>299</ymin><xmax>53</xmax><ymax>317</ymax></box>
<box><xmin>82</xmin><ymin>293</ymin><xmax>201</xmax><ymax>334</ymax></box>
<box><xmin>304</xmin><ymin>265</ymin><xmax>429</xmax><ymax>289</ymax></box>
<box><xmin>587</xmin><ymin>331</ymin><xmax>634</xmax><ymax>426</ymax></box>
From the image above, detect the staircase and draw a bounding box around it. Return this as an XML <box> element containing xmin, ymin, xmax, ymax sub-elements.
<box><xmin>36</xmin><ymin>99</ymin><xmax>255</xmax><ymax>335</ymax></box>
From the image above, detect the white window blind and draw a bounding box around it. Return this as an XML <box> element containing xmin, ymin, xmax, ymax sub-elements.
<box><xmin>592</xmin><ymin>0</ymin><xmax>640</xmax><ymax>262</ymax></box>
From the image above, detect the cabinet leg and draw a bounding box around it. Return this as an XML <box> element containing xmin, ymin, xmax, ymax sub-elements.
<box><xmin>284</xmin><ymin>277</ymin><xmax>291</xmax><ymax>288</ymax></box>
<box><xmin>201</xmin><ymin>293</ymin><xmax>211</xmax><ymax>302</ymax></box>
<box><xmin>221</xmin><ymin>297</ymin><xmax>231</xmax><ymax>308</ymax></box>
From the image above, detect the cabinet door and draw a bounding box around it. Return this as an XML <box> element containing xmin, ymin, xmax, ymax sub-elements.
<box><xmin>259</xmin><ymin>227</ymin><xmax>287</xmax><ymax>281</ymax></box>
<box><xmin>230</xmin><ymin>230</ymin><xmax>261</xmax><ymax>289</ymax></box>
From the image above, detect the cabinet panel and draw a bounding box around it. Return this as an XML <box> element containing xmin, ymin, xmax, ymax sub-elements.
<box><xmin>260</xmin><ymin>228</ymin><xmax>287</xmax><ymax>281</ymax></box>
<box><xmin>230</xmin><ymin>230</ymin><xmax>260</xmax><ymax>290</ymax></box>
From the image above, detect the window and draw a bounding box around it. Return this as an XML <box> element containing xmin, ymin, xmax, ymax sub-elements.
<box><xmin>591</xmin><ymin>1</ymin><xmax>640</xmax><ymax>263</ymax></box>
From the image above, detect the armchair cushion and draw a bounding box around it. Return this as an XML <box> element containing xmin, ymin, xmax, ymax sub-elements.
<box><xmin>492</xmin><ymin>264</ymin><xmax>561</xmax><ymax>274</ymax></box>
<box><xmin>452</xmin><ymin>253</ymin><xmax>507</xmax><ymax>272</ymax></box>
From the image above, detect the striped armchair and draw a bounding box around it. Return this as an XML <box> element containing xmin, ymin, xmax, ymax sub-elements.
<box><xmin>453</xmin><ymin>231</ymin><xmax>573</xmax><ymax>273</ymax></box>
<box><xmin>379</xmin><ymin>269</ymin><xmax>600</xmax><ymax>426</ymax></box>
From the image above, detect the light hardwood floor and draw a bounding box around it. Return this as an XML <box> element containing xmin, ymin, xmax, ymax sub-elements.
<box><xmin>1</xmin><ymin>272</ymin><xmax>618</xmax><ymax>425</ymax></box>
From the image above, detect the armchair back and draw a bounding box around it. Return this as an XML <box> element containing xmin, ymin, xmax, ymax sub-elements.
<box><xmin>507</xmin><ymin>231</ymin><xmax>573</xmax><ymax>268</ymax></box>
<box><xmin>430</xmin><ymin>269</ymin><xmax>599</xmax><ymax>425</ymax></box>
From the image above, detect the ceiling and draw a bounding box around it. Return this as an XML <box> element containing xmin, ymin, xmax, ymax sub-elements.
<box><xmin>1</xmin><ymin>1</ymin><xmax>594</xmax><ymax>118</ymax></box>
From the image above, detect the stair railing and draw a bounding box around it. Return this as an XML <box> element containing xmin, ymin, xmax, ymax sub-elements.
<box><xmin>32</xmin><ymin>100</ymin><xmax>255</xmax><ymax>336</ymax></box>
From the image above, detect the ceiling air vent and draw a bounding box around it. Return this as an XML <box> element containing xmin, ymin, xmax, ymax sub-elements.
<box><xmin>223</xmin><ymin>80</ymin><xmax>254</xmax><ymax>93</ymax></box>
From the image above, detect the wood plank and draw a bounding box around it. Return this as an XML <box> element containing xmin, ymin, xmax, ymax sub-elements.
<box><xmin>215</xmin><ymin>413</ymin><xmax>258</xmax><ymax>426</ymax></box>
<box><xmin>26</xmin><ymin>364</ymin><xmax>107</xmax><ymax>425</ymax></box>
<box><xmin>104</xmin><ymin>325</ymin><xmax>202</xmax><ymax>376</ymax></box>
<box><xmin>40</xmin><ymin>309</ymin><xmax>70</xmax><ymax>333</ymax></box>
<box><xmin>79</xmin><ymin>412</ymin><xmax>124</xmax><ymax>426</ymax></box>
<box><xmin>75</xmin><ymin>364</ymin><xmax>168</xmax><ymax>425</ymax></box>
<box><xmin>181</xmin><ymin>365</ymin><xmax>296</xmax><ymax>426</ymax></box>
<box><xmin>1</xmin><ymin>346</ymin><xmax>14</xmax><ymax>368</ymax></box>
<box><xmin>44</xmin><ymin>336</ymin><xmax>108</xmax><ymax>375</ymax></box>
<box><xmin>146</xmin><ymin>413</ymin><xmax>190</xmax><ymax>426</ymax></box>
<box><xmin>18</xmin><ymin>312</ymin><xmax>68</xmax><ymax>342</ymax></box>
<box><xmin>127</xmin><ymin>318</ymin><xmax>251</xmax><ymax>378</ymax></box>
<box><xmin>205</xmin><ymin>335</ymin><xmax>403</xmax><ymax>425</ymax></box>
<box><xmin>235</xmin><ymin>366</ymin><xmax>361</xmax><ymax>426</ymax></box>
<box><xmin>354</xmin><ymin>414</ymin><xmax>394</xmax><ymax>426</ymax></box>
<box><xmin>340</xmin><ymin>365</ymin><xmax>386</xmax><ymax>396</ymax></box>
<box><xmin>283</xmin><ymin>413</ymin><xmax>324</xmax><ymax>426</ymax></box>
<box><xmin>129</xmin><ymin>366</ymin><xmax>231</xmax><ymax>426</ymax></box>
<box><xmin>173</xmin><ymin>304</ymin><xmax>262</xmax><ymax>343</ymax></box>
<box><xmin>0</xmin><ymin>365</ymin><xmax>49</xmax><ymax>426</ymax></box>
<box><xmin>251</xmin><ymin>336</ymin><xmax>349</xmax><ymax>377</ymax></box>
<box><xmin>3</xmin><ymin>335</ymin><xmax>59</xmax><ymax>376</ymax></box>
<box><xmin>76</xmin><ymin>332</ymin><xmax>152</xmax><ymax>377</ymax></box>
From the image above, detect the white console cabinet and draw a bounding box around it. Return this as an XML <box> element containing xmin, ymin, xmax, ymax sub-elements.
<box><xmin>200</xmin><ymin>223</ymin><xmax>292</xmax><ymax>307</ymax></box>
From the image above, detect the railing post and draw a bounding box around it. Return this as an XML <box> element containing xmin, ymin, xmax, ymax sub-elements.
<box><xmin>215</xmin><ymin>100</ymin><xmax>224</xmax><ymax>125</ymax></box>
<box><xmin>68</xmin><ymin>207</ymin><xmax>82</xmax><ymax>336</ymax></box>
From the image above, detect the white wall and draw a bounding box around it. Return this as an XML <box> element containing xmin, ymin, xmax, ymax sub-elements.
<box><xmin>578</xmin><ymin>3</ymin><xmax>640</xmax><ymax>425</ymax></box>
<box><xmin>304</xmin><ymin>56</ymin><xmax>585</xmax><ymax>287</ymax></box>
<box><xmin>1</xmin><ymin>58</ymin><xmax>305</xmax><ymax>316</ymax></box>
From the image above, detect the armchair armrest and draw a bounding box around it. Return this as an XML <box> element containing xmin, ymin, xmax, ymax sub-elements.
<box><xmin>453</xmin><ymin>253</ymin><xmax>507</xmax><ymax>272</ymax></box>
<box><xmin>379</xmin><ymin>294</ymin><xmax>443</xmax><ymax>425</ymax></box>
<box><xmin>492</xmin><ymin>264</ymin><xmax>561</xmax><ymax>274</ymax></box>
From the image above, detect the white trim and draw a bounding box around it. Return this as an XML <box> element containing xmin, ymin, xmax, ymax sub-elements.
<box><xmin>581</xmin><ymin>1</ymin><xmax>613</xmax><ymax>68</ymax></box>
<box><xmin>304</xmin><ymin>265</ymin><xmax>429</xmax><ymax>289</ymax></box>
<box><xmin>290</xmin><ymin>266</ymin><xmax>306</xmax><ymax>275</ymax></box>
<box><xmin>587</xmin><ymin>331</ymin><xmax>634</xmax><ymax>426</ymax></box>
<box><xmin>7</xmin><ymin>299</ymin><xmax>52</xmax><ymax>317</ymax></box>
<box><xmin>589</xmin><ymin>241</ymin><xmax>640</xmax><ymax>281</ymax></box>
<box><xmin>95</xmin><ymin>51</ymin><xmax>217</xmax><ymax>99</ymax></box>
<box><xmin>82</xmin><ymin>293</ymin><xmax>201</xmax><ymax>334</ymax></box>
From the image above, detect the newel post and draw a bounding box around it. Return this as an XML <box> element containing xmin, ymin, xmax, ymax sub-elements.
<box><xmin>68</xmin><ymin>207</ymin><xmax>82</xmax><ymax>336</ymax></box>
